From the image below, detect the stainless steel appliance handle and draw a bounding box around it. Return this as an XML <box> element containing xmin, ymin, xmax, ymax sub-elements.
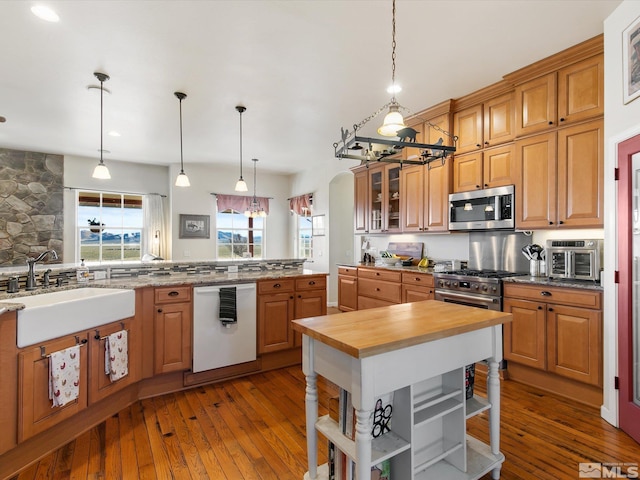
<box><xmin>434</xmin><ymin>290</ymin><xmax>501</xmax><ymax>311</ymax></box>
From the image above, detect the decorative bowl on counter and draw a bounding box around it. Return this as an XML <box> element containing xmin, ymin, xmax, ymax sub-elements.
<box><xmin>381</xmin><ymin>257</ymin><xmax>399</xmax><ymax>265</ymax></box>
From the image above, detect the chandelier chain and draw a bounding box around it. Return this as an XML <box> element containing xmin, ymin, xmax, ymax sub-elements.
<box><xmin>390</xmin><ymin>0</ymin><xmax>396</xmax><ymax>102</ymax></box>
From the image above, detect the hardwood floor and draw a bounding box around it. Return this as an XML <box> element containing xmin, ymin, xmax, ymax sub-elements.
<box><xmin>10</xmin><ymin>365</ymin><xmax>640</xmax><ymax>480</ymax></box>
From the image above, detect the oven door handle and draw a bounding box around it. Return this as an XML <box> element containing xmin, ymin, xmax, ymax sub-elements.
<box><xmin>435</xmin><ymin>289</ymin><xmax>501</xmax><ymax>310</ymax></box>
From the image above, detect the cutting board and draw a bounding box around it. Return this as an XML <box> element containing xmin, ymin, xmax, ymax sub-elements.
<box><xmin>387</xmin><ymin>242</ymin><xmax>423</xmax><ymax>260</ymax></box>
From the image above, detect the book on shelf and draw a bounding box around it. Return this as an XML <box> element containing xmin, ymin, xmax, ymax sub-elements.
<box><xmin>336</xmin><ymin>388</ymin><xmax>394</xmax><ymax>440</ymax></box>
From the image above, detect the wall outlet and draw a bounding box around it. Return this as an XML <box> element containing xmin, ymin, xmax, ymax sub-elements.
<box><xmin>227</xmin><ymin>265</ymin><xmax>238</xmax><ymax>273</ymax></box>
<box><xmin>183</xmin><ymin>250</ymin><xmax>190</xmax><ymax>257</ymax></box>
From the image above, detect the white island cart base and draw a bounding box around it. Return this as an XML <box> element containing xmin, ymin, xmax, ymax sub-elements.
<box><xmin>293</xmin><ymin>301</ymin><xmax>511</xmax><ymax>480</ymax></box>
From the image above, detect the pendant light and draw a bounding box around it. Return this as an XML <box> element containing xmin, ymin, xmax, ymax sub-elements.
<box><xmin>377</xmin><ymin>0</ymin><xmax>407</xmax><ymax>137</ymax></box>
<box><xmin>245</xmin><ymin>158</ymin><xmax>267</xmax><ymax>218</ymax></box>
<box><xmin>92</xmin><ymin>72</ymin><xmax>111</xmax><ymax>179</ymax></box>
<box><xmin>174</xmin><ymin>92</ymin><xmax>190</xmax><ymax>187</ymax></box>
<box><xmin>235</xmin><ymin>105</ymin><xmax>248</xmax><ymax>192</ymax></box>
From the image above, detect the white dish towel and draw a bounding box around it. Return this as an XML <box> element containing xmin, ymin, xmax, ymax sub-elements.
<box><xmin>49</xmin><ymin>345</ymin><xmax>81</xmax><ymax>408</ymax></box>
<box><xmin>105</xmin><ymin>329</ymin><xmax>128</xmax><ymax>382</ymax></box>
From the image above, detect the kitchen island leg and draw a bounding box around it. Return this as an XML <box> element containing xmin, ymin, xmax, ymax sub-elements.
<box><xmin>488</xmin><ymin>358</ymin><xmax>502</xmax><ymax>479</ymax></box>
<box><xmin>303</xmin><ymin>338</ymin><xmax>318</xmax><ymax>479</ymax></box>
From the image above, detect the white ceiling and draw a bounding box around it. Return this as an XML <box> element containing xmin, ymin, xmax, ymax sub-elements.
<box><xmin>0</xmin><ymin>0</ymin><xmax>620</xmax><ymax>175</ymax></box>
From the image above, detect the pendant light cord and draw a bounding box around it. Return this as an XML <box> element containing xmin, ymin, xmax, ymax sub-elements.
<box><xmin>100</xmin><ymin>77</ymin><xmax>104</xmax><ymax>163</ymax></box>
<box><xmin>179</xmin><ymin>97</ymin><xmax>184</xmax><ymax>173</ymax></box>
<box><xmin>239</xmin><ymin>109</ymin><xmax>244</xmax><ymax>179</ymax></box>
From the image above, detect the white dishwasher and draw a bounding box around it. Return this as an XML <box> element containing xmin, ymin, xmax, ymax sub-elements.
<box><xmin>192</xmin><ymin>283</ymin><xmax>257</xmax><ymax>373</ymax></box>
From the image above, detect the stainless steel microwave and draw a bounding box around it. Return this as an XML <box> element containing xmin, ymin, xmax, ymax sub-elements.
<box><xmin>546</xmin><ymin>239</ymin><xmax>603</xmax><ymax>281</ymax></box>
<box><xmin>449</xmin><ymin>185</ymin><xmax>515</xmax><ymax>231</ymax></box>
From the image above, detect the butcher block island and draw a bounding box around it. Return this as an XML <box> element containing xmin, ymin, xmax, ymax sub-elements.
<box><xmin>292</xmin><ymin>300</ymin><xmax>512</xmax><ymax>480</ymax></box>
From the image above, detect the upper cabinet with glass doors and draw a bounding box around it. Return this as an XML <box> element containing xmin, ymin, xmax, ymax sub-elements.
<box><xmin>368</xmin><ymin>164</ymin><xmax>402</xmax><ymax>234</ymax></box>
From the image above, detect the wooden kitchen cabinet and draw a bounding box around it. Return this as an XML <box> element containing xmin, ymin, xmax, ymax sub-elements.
<box><xmin>154</xmin><ymin>286</ymin><xmax>192</xmax><ymax>374</ymax></box>
<box><xmin>294</xmin><ymin>276</ymin><xmax>327</xmax><ymax>346</ymax></box>
<box><xmin>453</xmin><ymin>144</ymin><xmax>515</xmax><ymax>193</ymax></box>
<box><xmin>400</xmin><ymin>158</ymin><xmax>452</xmax><ymax>232</ymax></box>
<box><xmin>513</xmin><ymin>54</ymin><xmax>603</xmax><ymax>137</ymax></box>
<box><xmin>88</xmin><ymin>317</ymin><xmax>138</xmax><ymax>405</ymax></box>
<box><xmin>337</xmin><ymin>266</ymin><xmax>358</xmax><ymax>312</ymax></box>
<box><xmin>401</xmin><ymin>271</ymin><xmax>434</xmax><ymax>302</ymax></box>
<box><xmin>503</xmin><ymin>282</ymin><xmax>602</xmax><ymax>403</ymax></box>
<box><xmin>353</xmin><ymin>167</ymin><xmax>368</xmax><ymax>234</ymax></box>
<box><xmin>357</xmin><ymin>267</ymin><xmax>402</xmax><ymax>309</ymax></box>
<box><xmin>368</xmin><ymin>164</ymin><xmax>402</xmax><ymax>233</ymax></box>
<box><xmin>18</xmin><ymin>333</ymin><xmax>89</xmax><ymax>442</ymax></box>
<box><xmin>258</xmin><ymin>277</ymin><xmax>326</xmax><ymax>351</ymax></box>
<box><xmin>516</xmin><ymin>119</ymin><xmax>603</xmax><ymax>229</ymax></box>
<box><xmin>453</xmin><ymin>92</ymin><xmax>515</xmax><ymax>155</ymax></box>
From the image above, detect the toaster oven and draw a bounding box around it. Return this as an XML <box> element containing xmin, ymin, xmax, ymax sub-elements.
<box><xmin>546</xmin><ymin>239</ymin><xmax>603</xmax><ymax>281</ymax></box>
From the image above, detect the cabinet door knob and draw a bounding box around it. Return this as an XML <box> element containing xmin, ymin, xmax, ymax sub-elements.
<box><xmin>290</xmin><ymin>296</ymin><xmax>294</xmax><ymax>300</ymax></box>
<box><xmin>538</xmin><ymin>306</ymin><xmax>543</xmax><ymax>310</ymax></box>
<box><xmin>298</xmin><ymin>295</ymin><xmax>301</xmax><ymax>298</ymax></box>
<box><xmin>548</xmin><ymin>307</ymin><xmax>554</xmax><ymax>312</ymax></box>
<box><xmin>484</xmin><ymin>183</ymin><xmax>488</xmax><ymax>187</ymax></box>
<box><xmin>559</xmin><ymin>117</ymin><xmax>565</xmax><ymax>122</ymax></box>
<box><xmin>476</xmin><ymin>144</ymin><xmax>481</xmax><ymax>148</ymax></box>
<box><xmin>549</xmin><ymin>221</ymin><xmax>554</xmax><ymax>225</ymax></box>
<box><xmin>548</xmin><ymin>121</ymin><xmax>553</xmax><ymax>125</ymax></box>
<box><xmin>157</xmin><ymin>308</ymin><xmax>163</xmax><ymax>313</ymax></box>
<box><xmin>484</xmin><ymin>141</ymin><xmax>489</xmax><ymax>145</ymax></box>
<box><xmin>558</xmin><ymin>220</ymin><xmax>564</xmax><ymax>225</ymax></box>
<box><xmin>376</xmin><ymin>288</ymin><xmax>380</xmax><ymax>291</ymax></box>
<box><xmin>540</xmin><ymin>291</ymin><xmax>552</xmax><ymax>297</ymax></box>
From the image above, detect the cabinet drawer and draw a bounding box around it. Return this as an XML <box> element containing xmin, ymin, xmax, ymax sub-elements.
<box><xmin>258</xmin><ymin>279</ymin><xmax>295</xmax><ymax>294</ymax></box>
<box><xmin>358</xmin><ymin>278</ymin><xmax>402</xmax><ymax>304</ymax></box>
<box><xmin>503</xmin><ymin>283</ymin><xmax>601</xmax><ymax>309</ymax></box>
<box><xmin>154</xmin><ymin>286</ymin><xmax>192</xmax><ymax>304</ymax></box>
<box><xmin>401</xmin><ymin>272</ymin><xmax>434</xmax><ymax>287</ymax></box>
<box><xmin>295</xmin><ymin>276</ymin><xmax>327</xmax><ymax>291</ymax></box>
<box><xmin>357</xmin><ymin>295</ymin><xmax>396</xmax><ymax>310</ymax></box>
<box><xmin>357</xmin><ymin>268</ymin><xmax>402</xmax><ymax>283</ymax></box>
<box><xmin>338</xmin><ymin>267</ymin><xmax>358</xmax><ymax>277</ymax></box>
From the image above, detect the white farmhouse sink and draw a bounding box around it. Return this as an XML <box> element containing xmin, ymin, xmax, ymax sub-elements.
<box><xmin>0</xmin><ymin>288</ymin><xmax>135</xmax><ymax>348</ymax></box>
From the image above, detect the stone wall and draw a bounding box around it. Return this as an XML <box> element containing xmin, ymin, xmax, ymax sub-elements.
<box><xmin>0</xmin><ymin>148</ymin><xmax>64</xmax><ymax>266</ymax></box>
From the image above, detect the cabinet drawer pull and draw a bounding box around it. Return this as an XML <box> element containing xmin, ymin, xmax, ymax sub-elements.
<box><xmin>290</xmin><ymin>296</ymin><xmax>294</xmax><ymax>300</ymax></box>
<box><xmin>309</xmin><ymin>281</ymin><xmax>316</xmax><ymax>285</ymax></box>
<box><xmin>168</xmin><ymin>291</ymin><xmax>179</xmax><ymax>296</ymax></box>
<box><xmin>376</xmin><ymin>272</ymin><xmax>380</xmax><ymax>276</ymax></box>
<box><xmin>538</xmin><ymin>306</ymin><xmax>543</xmax><ymax>310</ymax></box>
<box><xmin>540</xmin><ymin>291</ymin><xmax>552</xmax><ymax>297</ymax></box>
<box><xmin>273</xmin><ymin>283</ymin><xmax>281</xmax><ymax>288</ymax></box>
<box><xmin>298</xmin><ymin>295</ymin><xmax>302</xmax><ymax>298</ymax></box>
<box><xmin>414</xmin><ymin>277</ymin><xmax>420</xmax><ymax>281</ymax></box>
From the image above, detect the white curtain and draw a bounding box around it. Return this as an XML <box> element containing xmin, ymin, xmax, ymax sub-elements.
<box><xmin>143</xmin><ymin>194</ymin><xmax>168</xmax><ymax>259</ymax></box>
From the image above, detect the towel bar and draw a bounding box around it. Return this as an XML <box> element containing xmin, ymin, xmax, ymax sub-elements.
<box><xmin>40</xmin><ymin>336</ymin><xmax>87</xmax><ymax>358</ymax></box>
<box><xmin>94</xmin><ymin>322</ymin><xmax>126</xmax><ymax>340</ymax></box>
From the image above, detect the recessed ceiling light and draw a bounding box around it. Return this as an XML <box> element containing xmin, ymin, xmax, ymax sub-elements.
<box><xmin>386</xmin><ymin>84</ymin><xmax>402</xmax><ymax>94</ymax></box>
<box><xmin>87</xmin><ymin>85</ymin><xmax>111</xmax><ymax>95</ymax></box>
<box><xmin>31</xmin><ymin>5</ymin><xmax>60</xmax><ymax>22</ymax></box>
<box><xmin>108</xmin><ymin>131</ymin><xmax>120</xmax><ymax>137</ymax></box>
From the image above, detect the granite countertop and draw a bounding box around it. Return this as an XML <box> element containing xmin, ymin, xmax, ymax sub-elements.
<box><xmin>503</xmin><ymin>275</ymin><xmax>603</xmax><ymax>291</ymax></box>
<box><xmin>0</xmin><ymin>268</ymin><xmax>327</xmax><ymax>311</ymax></box>
<box><xmin>338</xmin><ymin>262</ymin><xmax>435</xmax><ymax>274</ymax></box>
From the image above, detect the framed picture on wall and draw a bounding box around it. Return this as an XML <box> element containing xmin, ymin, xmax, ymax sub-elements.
<box><xmin>179</xmin><ymin>214</ymin><xmax>210</xmax><ymax>239</ymax></box>
<box><xmin>623</xmin><ymin>15</ymin><xmax>640</xmax><ymax>104</ymax></box>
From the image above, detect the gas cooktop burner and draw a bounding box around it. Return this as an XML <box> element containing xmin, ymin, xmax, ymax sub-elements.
<box><xmin>438</xmin><ymin>270</ymin><xmax>526</xmax><ymax>279</ymax></box>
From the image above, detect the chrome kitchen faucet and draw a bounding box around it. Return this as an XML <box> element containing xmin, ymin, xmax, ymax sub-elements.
<box><xmin>26</xmin><ymin>250</ymin><xmax>58</xmax><ymax>291</ymax></box>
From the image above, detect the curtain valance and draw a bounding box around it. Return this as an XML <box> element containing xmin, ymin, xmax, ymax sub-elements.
<box><xmin>216</xmin><ymin>194</ymin><xmax>270</xmax><ymax>214</ymax></box>
<box><xmin>289</xmin><ymin>193</ymin><xmax>313</xmax><ymax>216</ymax></box>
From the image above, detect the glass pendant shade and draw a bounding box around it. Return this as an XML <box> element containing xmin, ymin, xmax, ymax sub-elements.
<box><xmin>377</xmin><ymin>104</ymin><xmax>406</xmax><ymax>136</ymax></box>
<box><xmin>175</xmin><ymin>171</ymin><xmax>190</xmax><ymax>187</ymax></box>
<box><xmin>92</xmin><ymin>161</ymin><xmax>111</xmax><ymax>179</ymax></box>
<box><xmin>235</xmin><ymin>177</ymin><xmax>248</xmax><ymax>192</ymax></box>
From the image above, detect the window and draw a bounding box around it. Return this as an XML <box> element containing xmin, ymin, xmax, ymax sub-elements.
<box><xmin>77</xmin><ymin>191</ymin><xmax>143</xmax><ymax>262</ymax></box>
<box><xmin>297</xmin><ymin>214</ymin><xmax>313</xmax><ymax>259</ymax></box>
<box><xmin>216</xmin><ymin>210</ymin><xmax>264</xmax><ymax>259</ymax></box>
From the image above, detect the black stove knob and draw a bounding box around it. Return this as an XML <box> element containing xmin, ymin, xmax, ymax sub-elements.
<box><xmin>481</xmin><ymin>285</ymin><xmax>488</xmax><ymax>291</ymax></box>
<box><xmin>445</xmin><ymin>281</ymin><xmax>450</xmax><ymax>287</ymax></box>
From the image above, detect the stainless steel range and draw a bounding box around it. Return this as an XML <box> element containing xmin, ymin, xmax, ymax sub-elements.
<box><xmin>434</xmin><ymin>270</ymin><xmax>520</xmax><ymax>311</ymax></box>
<box><xmin>434</xmin><ymin>231</ymin><xmax>530</xmax><ymax>311</ymax></box>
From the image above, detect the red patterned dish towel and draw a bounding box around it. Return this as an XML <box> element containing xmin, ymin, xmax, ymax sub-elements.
<box><xmin>48</xmin><ymin>345</ymin><xmax>81</xmax><ymax>408</ymax></box>
<box><xmin>105</xmin><ymin>329</ymin><xmax>128</xmax><ymax>382</ymax></box>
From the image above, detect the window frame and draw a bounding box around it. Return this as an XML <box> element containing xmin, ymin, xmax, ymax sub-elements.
<box><xmin>215</xmin><ymin>209</ymin><xmax>266</xmax><ymax>260</ymax></box>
